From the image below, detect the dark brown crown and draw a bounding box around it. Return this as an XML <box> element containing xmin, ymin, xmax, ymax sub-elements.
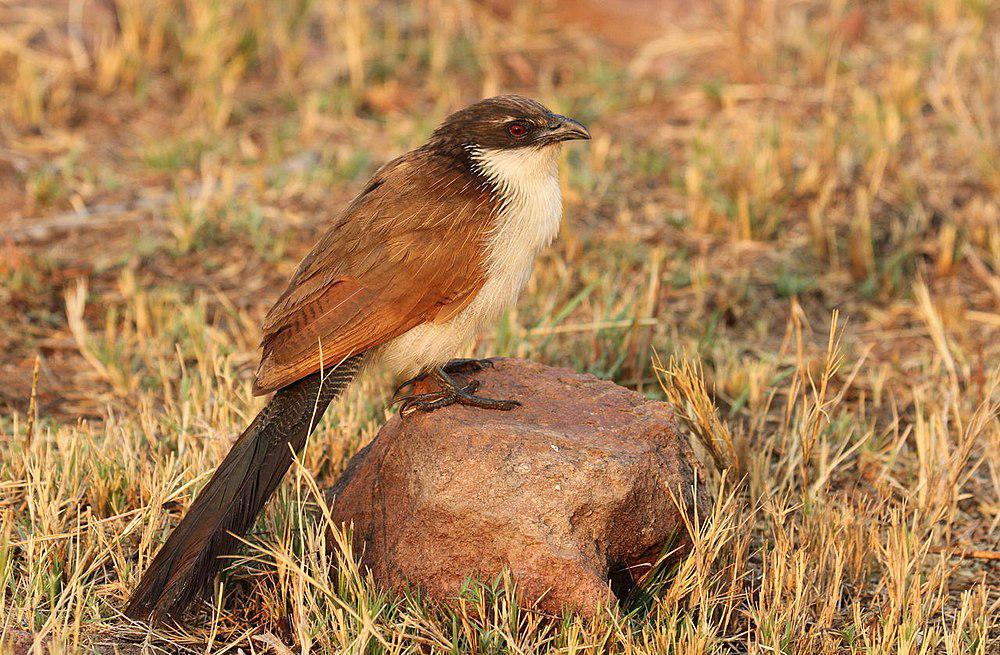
<box><xmin>429</xmin><ymin>95</ymin><xmax>587</xmax><ymax>151</ymax></box>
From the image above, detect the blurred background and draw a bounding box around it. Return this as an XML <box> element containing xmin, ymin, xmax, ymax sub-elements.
<box><xmin>1</xmin><ymin>0</ymin><xmax>996</xmax><ymax>415</ymax></box>
<box><xmin>0</xmin><ymin>1</ymin><xmax>997</xmax><ymax>650</ymax></box>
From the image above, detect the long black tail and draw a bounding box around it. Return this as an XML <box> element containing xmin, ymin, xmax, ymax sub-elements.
<box><xmin>125</xmin><ymin>356</ymin><xmax>363</xmax><ymax>621</ymax></box>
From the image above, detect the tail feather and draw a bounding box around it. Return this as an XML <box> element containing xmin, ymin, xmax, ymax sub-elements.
<box><xmin>125</xmin><ymin>356</ymin><xmax>363</xmax><ymax>621</ymax></box>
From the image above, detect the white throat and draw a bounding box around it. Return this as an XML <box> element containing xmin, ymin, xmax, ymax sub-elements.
<box><xmin>469</xmin><ymin>143</ymin><xmax>563</xmax><ymax>256</ymax></box>
<box><xmin>375</xmin><ymin>144</ymin><xmax>564</xmax><ymax>378</ymax></box>
<box><xmin>468</xmin><ymin>144</ymin><xmax>564</xmax><ymax>303</ymax></box>
<box><xmin>468</xmin><ymin>145</ymin><xmax>561</xmax><ymax>204</ymax></box>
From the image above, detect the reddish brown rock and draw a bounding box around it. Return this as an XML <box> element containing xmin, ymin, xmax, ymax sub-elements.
<box><xmin>327</xmin><ymin>358</ymin><xmax>706</xmax><ymax>616</ymax></box>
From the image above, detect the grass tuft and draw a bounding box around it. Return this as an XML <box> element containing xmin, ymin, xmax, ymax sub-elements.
<box><xmin>1</xmin><ymin>0</ymin><xmax>997</xmax><ymax>652</ymax></box>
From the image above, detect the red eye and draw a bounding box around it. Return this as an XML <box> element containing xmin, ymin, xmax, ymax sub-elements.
<box><xmin>507</xmin><ymin>122</ymin><xmax>528</xmax><ymax>138</ymax></box>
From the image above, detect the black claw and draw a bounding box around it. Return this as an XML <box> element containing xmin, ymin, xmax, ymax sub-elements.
<box><xmin>395</xmin><ymin>381</ymin><xmax>479</xmax><ymax>415</ymax></box>
<box><xmin>400</xmin><ymin>393</ymin><xmax>457</xmax><ymax>416</ymax></box>
<box><xmin>394</xmin><ymin>389</ymin><xmax>447</xmax><ymax>406</ymax></box>
<box><xmin>395</xmin><ymin>365</ymin><xmax>517</xmax><ymax>416</ymax></box>
<box><xmin>455</xmin><ymin>395</ymin><xmax>520</xmax><ymax>411</ymax></box>
<box><xmin>442</xmin><ymin>358</ymin><xmax>495</xmax><ymax>375</ymax></box>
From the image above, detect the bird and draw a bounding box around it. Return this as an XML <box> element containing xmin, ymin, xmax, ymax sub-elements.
<box><xmin>124</xmin><ymin>95</ymin><xmax>590</xmax><ymax>622</ymax></box>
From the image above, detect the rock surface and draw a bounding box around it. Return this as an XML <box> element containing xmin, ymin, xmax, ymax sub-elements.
<box><xmin>327</xmin><ymin>358</ymin><xmax>706</xmax><ymax>616</ymax></box>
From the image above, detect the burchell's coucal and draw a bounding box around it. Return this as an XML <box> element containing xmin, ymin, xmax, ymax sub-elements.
<box><xmin>124</xmin><ymin>95</ymin><xmax>590</xmax><ymax>621</ymax></box>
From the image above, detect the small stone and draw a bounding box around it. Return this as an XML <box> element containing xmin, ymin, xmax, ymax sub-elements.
<box><xmin>327</xmin><ymin>358</ymin><xmax>707</xmax><ymax>616</ymax></box>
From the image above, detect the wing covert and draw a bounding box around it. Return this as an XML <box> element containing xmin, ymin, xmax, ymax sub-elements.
<box><xmin>252</xmin><ymin>152</ymin><xmax>493</xmax><ymax>395</ymax></box>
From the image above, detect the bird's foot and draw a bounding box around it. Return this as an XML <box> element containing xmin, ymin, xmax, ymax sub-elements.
<box><xmin>395</xmin><ymin>380</ymin><xmax>479</xmax><ymax>415</ymax></box>
<box><xmin>392</xmin><ymin>358</ymin><xmax>496</xmax><ymax>397</ymax></box>
<box><xmin>442</xmin><ymin>357</ymin><xmax>496</xmax><ymax>375</ymax></box>
<box><xmin>393</xmin><ymin>365</ymin><xmax>519</xmax><ymax>416</ymax></box>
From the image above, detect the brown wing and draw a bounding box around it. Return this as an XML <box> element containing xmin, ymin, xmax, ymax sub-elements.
<box><xmin>252</xmin><ymin>150</ymin><xmax>494</xmax><ymax>395</ymax></box>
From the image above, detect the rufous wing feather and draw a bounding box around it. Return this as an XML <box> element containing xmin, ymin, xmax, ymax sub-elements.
<box><xmin>253</xmin><ymin>151</ymin><xmax>494</xmax><ymax>395</ymax></box>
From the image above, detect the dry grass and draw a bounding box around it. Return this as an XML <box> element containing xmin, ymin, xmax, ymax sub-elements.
<box><xmin>1</xmin><ymin>0</ymin><xmax>998</xmax><ymax>652</ymax></box>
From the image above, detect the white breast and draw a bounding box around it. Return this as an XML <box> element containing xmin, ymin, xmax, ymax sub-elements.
<box><xmin>377</xmin><ymin>145</ymin><xmax>563</xmax><ymax>378</ymax></box>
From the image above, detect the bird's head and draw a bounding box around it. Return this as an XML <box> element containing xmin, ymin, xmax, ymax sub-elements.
<box><xmin>428</xmin><ymin>95</ymin><xmax>590</xmax><ymax>191</ymax></box>
<box><xmin>430</xmin><ymin>95</ymin><xmax>590</xmax><ymax>153</ymax></box>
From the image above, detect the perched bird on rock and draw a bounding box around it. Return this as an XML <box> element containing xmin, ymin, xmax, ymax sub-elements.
<box><xmin>125</xmin><ymin>95</ymin><xmax>590</xmax><ymax>622</ymax></box>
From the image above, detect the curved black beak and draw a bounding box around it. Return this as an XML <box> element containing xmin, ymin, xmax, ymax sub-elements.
<box><xmin>543</xmin><ymin>113</ymin><xmax>591</xmax><ymax>143</ymax></box>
